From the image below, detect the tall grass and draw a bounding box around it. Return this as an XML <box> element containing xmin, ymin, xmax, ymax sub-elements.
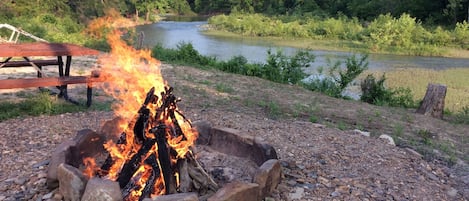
<box><xmin>368</xmin><ymin>68</ymin><xmax>469</xmax><ymax>112</ymax></box>
<box><xmin>208</xmin><ymin>13</ymin><xmax>469</xmax><ymax>56</ymax></box>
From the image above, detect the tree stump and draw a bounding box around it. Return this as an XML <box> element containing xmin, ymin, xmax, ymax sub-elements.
<box><xmin>416</xmin><ymin>83</ymin><xmax>447</xmax><ymax>119</ymax></box>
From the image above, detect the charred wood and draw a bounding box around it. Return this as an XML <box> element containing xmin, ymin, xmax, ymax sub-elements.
<box><xmin>153</xmin><ymin>124</ymin><xmax>176</xmax><ymax>194</ymax></box>
<box><xmin>98</xmin><ymin>132</ymin><xmax>128</xmax><ymax>176</ymax></box>
<box><xmin>133</xmin><ymin>107</ymin><xmax>150</xmax><ymax>143</ymax></box>
<box><xmin>140</xmin><ymin>154</ymin><xmax>160</xmax><ymax>201</ymax></box>
<box><xmin>121</xmin><ymin>175</ymin><xmax>139</xmax><ymax>200</ymax></box>
<box><xmin>117</xmin><ymin>138</ymin><xmax>157</xmax><ymax>188</ymax></box>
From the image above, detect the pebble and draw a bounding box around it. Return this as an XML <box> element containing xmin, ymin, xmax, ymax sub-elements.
<box><xmin>42</xmin><ymin>192</ymin><xmax>53</xmax><ymax>199</ymax></box>
<box><xmin>288</xmin><ymin>187</ymin><xmax>305</xmax><ymax>200</ymax></box>
<box><xmin>14</xmin><ymin>178</ymin><xmax>27</xmax><ymax>185</ymax></box>
<box><xmin>330</xmin><ymin>191</ymin><xmax>340</xmax><ymax>197</ymax></box>
<box><xmin>446</xmin><ymin>187</ymin><xmax>458</xmax><ymax>197</ymax></box>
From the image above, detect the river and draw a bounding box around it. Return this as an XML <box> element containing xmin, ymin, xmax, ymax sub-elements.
<box><xmin>135</xmin><ymin>20</ymin><xmax>469</xmax><ymax>73</ymax></box>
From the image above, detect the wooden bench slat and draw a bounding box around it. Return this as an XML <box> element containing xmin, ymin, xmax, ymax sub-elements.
<box><xmin>0</xmin><ymin>76</ymin><xmax>104</xmax><ymax>89</ymax></box>
<box><xmin>0</xmin><ymin>59</ymin><xmax>61</xmax><ymax>68</ymax></box>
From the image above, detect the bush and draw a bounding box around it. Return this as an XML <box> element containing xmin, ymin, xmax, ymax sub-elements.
<box><xmin>151</xmin><ymin>42</ymin><xmax>216</xmax><ymax>67</ymax></box>
<box><xmin>302</xmin><ymin>76</ymin><xmax>343</xmax><ymax>97</ymax></box>
<box><xmin>219</xmin><ymin>55</ymin><xmax>262</xmax><ymax>76</ymax></box>
<box><xmin>360</xmin><ymin>74</ymin><xmax>416</xmax><ymax>107</ymax></box>
<box><xmin>302</xmin><ymin>54</ymin><xmax>368</xmax><ymax>98</ymax></box>
<box><xmin>262</xmin><ymin>49</ymin><xmax>314</xmax><ymax>84</ymax></box>
<box><xmin>360</xmin><ymin>74</ymin><xmax>391</xmax><ymax>104</ymax></box>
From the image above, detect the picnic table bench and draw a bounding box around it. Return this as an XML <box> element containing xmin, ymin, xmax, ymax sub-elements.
<box><xmin>0</xmin><ymin>42</ymin><xmax>104</xmax><ymax>107</ymax></box>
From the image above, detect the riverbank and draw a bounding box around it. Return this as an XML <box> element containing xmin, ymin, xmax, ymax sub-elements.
<box><xmin>203</xmin><ymin>29</ymin><xmax>469</xmax><ymax>59</ymax></box>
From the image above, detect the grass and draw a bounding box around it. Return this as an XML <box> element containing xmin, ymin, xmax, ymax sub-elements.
<box><xmin>0</xmin><ymin>92</ymin><xmax>112</xmax><ymax>122</ymax></box>
<box><xmin>367</xmin><ymin>68</ymin><xmax>469</xmax><ymax>113</ymax></box>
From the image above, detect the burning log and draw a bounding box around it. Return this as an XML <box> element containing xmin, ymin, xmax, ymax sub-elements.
<box><xmin>140</xmin><ymin>154</ymin><xmax>160</xmax><ymax>200</ymax></box>
<box><xmin>152</xmin><ymin>124</ymin><xmax>176</xmax><ymax>194</ymax></box>
<box><xmin>117</xmin><ymin>138</ymin><xmax>157</xmax><ymax>188</ymax></box>
<box><xmin>86</xmin><ymin>86</ymin><xmax>218</xmax><ymax>200</ymax></box>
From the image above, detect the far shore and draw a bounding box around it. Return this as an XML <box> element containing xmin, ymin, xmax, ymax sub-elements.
<box><xmin>202</xmin><ymin>29</ymin><xmax>469</xmax><ymax>59</ymax></box>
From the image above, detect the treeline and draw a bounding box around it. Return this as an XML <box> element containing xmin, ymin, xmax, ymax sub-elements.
<box><xmin>195</xmin><ymin>0</ymin><xmax>469</xmax><ymax>26</ymax></box>
<box><xmin>208</xmin><ymin>13</ymin><xmax>469</xmax><ymax>55</ymax></box>
<box><xmin>1</xmin><ymin>0</ymin><xmax>468</xmax><ymax>27</ymax></box>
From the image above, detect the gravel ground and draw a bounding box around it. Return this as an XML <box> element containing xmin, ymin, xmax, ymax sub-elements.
<box><xmin>0</xmin><ymin>57</ymin><xmax>468</xmax><ymax>200</ymax></box>
<box><xmin>0</xmin><ymin>110</ymin><xmax>466</xmax><ymax>200</ymax></box>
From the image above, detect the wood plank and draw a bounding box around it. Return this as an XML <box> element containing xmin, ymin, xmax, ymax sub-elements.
<box><xmin>0</xmin><ymin>43</ymin><xmax>100</xmax><ymax>57</ymax></box>
<box><xmin>0</xmin><ymin>59</ymin><xmax>60</xmax><ymax>68</ymax></box>
<box><xmin>0</xmin><ymin>76</ymin><xmax>105</xmax><ymax>89</ymax></box>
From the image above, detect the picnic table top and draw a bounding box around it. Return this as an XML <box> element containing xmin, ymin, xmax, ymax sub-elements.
<box><xmin>0</xmin><ymin>42</ymin><xmax>101</xmax><ymax>57</ymax></box>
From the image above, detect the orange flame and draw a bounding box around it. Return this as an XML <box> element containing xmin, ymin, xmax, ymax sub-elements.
<box><xmin>92</xmin><ymin>30</ymin><xmax>198</xmax><ymax>198</ymax></box>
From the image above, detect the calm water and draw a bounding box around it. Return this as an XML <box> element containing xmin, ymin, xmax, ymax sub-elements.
<box><xmin>136</xmin><ymin>21</ymin><xmax>469</xmax><ymax>73</ymax></box>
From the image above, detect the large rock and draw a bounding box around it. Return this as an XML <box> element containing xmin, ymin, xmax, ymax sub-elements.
<box><xmin>142</xmin><ymin>193</ymin><xmax>199</xmax><ymax>201</ymax></box>
<box><xmin>203</xmin><ymin>126</ymin><xmax>277</xmax><ymax>166</ymax></box>
<box><xmin>207</xmin><ymin>181</ymin><xmax>260</xmax><ymax>201</ymax></box>
<box><xmin>47</xmin><ymin>139</ymin><xmax>76</xmax><ymax>189</ymax></box>
<box><xmin>57</xmin><ymin>164</ymin><xmax>87</xmax><ymax>201</ymax></box>
<box><xmin>71</xmin><ymin>129</ymin><xmax>106</xmax><ymax>165</ymax></box>
<box><xmin>81</xmin><ymin>177</ymin><xmax>122</xmax><ymax>201</ymax></box>
<box><xmin>253</xmin><ymin>159</ymin><xmax>282</xmax><ymax>199</ymax></box>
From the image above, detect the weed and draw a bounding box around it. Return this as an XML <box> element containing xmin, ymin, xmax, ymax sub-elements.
<box><xmin>451</xmin><ymin>106</ymin><xmax>469</xmax><ymax>124</ymax></box>
<box><xmin>309</xmin><ymin>115</ymin><xmax>318</xmax><ymax>123</ymax></box>
<box><xmin>337</xmin><ymin>121</ymin><xmax>347</xmax><ymax>130</ymax></box>
<box><xmin>417</xmin><ymin>129</ymin><xmax>433</xmax><ymax>145</ymax></box>
<box><xmin>215</xmin><ymin>83</ymin><xmax>235</xmax><ymax>93</ymax></box>
<box><xmin>259</xmin><ymin>100</ymin><xmax>282</xmax><ymax>119</ymax></box>
<box><xmin>393</xmin><ymin>124</ymin><xmax>404</xmax><ymax>137</ymax></box>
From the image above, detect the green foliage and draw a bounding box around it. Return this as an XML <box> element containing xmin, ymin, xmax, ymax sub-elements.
<box><xmin>454</xmin><ymin>21</ymin><xmax>469</xmax><ymax>49</ymax></box>
<box><xmin>360</xmin><ymin>74</ymin><xmax>417</xmax><ymax>108</ymax></box>
<box><xmin>451</xmin><ymin>106</ymin><xmax>469</xmax><ymax>124</ymax></box>
<box><xmin>151</xmin><ymin>42</ymin><xmax>313</xmax><ymax>85</ymax></box>
<box><xmin>219</xmin><ymin>56</ymin><xmax>263</xmax><ymax>76</ymax></box>
<box><xmin>208</xmin><ymin>12</ymin><xmax>469</xmax><ymax>56</ymax></box>
<box><xmin>302</xmin><ymin>54</ymin><xmax>368</xmax><ymax>98</ymax></box>
<box><xmin>215</xmin><ymin>83</ymin><xmax>235</xmax><ymax>93</ymax></box>
<box><xmin>302</xmin><ymin>76</ymin><xmax>343</xmax><ymax>98</ymax></box>
<box><xmin>262</xmin><ymin>49</ymin><xmax>313</xmax><ymax>84</ymax></box>
<box><xmin>331</xmin><ymin>54</ymin><xmax>368</xmax><ymax>90</ymax></box>
<box><xmin>151</xmin><ymin>42</ymin><xmax>217</xmax><ymax>67</ymax></box>
<box><xmin>0</xmin><ymin>93</ymin><xmax>111</xmax><ymax>122</ymax></box>
<box><xmin>364</xmin><ymin>13</ymin><xmax>432</xmax><ymax>52</ymax></box>
<box><xmin>417</xmin><ymin>129</ymin><xmax>433</xmax><ymax>145</ymax></box>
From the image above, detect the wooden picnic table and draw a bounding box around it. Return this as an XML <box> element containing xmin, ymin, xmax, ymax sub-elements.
<box><xmin>0</xmin><ymin>42</ymin><xmax>103</xmax><ymax>107</ymax></box>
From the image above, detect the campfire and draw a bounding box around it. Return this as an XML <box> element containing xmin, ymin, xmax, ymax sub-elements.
<box><xmin>82</xmin><ymin>86</ymin><xmax>217</xmax><ymax>200</ymax></box>
<box><xmin>45</xmin><ymin>31</ymin><xmax>281</xmax><ymax>201</ymax></box>
<box><xmin>81</xmin><ymin>31</ymin><xmax>217</xmax><ymax>200</ymax></box>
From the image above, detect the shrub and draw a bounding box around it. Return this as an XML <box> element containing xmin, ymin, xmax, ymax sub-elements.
<box><xmin>302</xmin><ymin>76</ymin><xmax>343</xmax><ymax>97</ymax></box>
<box><xmin>262</xmin><ymin>49</ymin><xmax>314</xmax><ymax>84</ymax></box>
<box><xmin>360</xmin><ymin>74</ymin><xmax>416</xmax><ymax>107</ymax></box>
<box><xmin>332</xmin><ymin>54</ymin><xmax>369</xmax><ymax>91</ymax></box>
<box><xmin>302</xmin><ymin>54</ymin><xmax>368</xmax><ymax>98</ymax></box>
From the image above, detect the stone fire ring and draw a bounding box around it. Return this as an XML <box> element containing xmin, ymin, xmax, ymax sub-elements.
<box><xmin>45</xmin><ymin>119</ymin><xmax>282</xmax><ymax>201</ymax></box>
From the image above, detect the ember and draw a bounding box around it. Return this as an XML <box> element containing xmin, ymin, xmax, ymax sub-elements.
<box><xmin>81</xmin><ymin>31</ymin><xmax>217</xmax><ymax>200</ymax></box>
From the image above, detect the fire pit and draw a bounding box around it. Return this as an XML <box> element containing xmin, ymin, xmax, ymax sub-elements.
<box><xmin>43</xmin><ymin>31</ymin><xmax>281</xmax><ymax>201</ymax></box>
<box><xmin>45</xmin><ymin>115</ymin><xmax>281</xmax><ymax>201</ymax></box>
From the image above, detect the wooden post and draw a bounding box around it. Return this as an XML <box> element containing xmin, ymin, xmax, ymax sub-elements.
<box><xmin>416</xmin><ymin>83</ymin><xmax>447</xmax><ymax>119</ymax></box>
<box><xmin>137</xmin><ymin>31</ymin><xmax>145</xmax><ymax>50</ymax></box>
